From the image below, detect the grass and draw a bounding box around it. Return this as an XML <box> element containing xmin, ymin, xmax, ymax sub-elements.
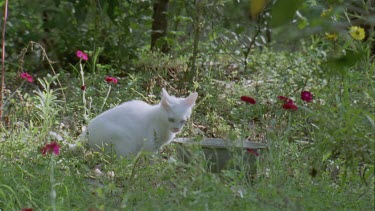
<box><xmin>0</xmin><ymin>46</ymin><xmax>374</xmax><ymax>210</ymax></box>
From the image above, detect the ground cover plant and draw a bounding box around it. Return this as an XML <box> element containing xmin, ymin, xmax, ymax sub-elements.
<box><xmin>0</xmin><ymin>0</ymin><xmax>374</xmax><ymax>210</ymax></box>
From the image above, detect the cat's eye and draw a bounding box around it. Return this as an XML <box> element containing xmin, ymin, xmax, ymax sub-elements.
<box><xmin>180</xmin><ymin>120</ymin><xmax>187</xmax><ymax>124</ymax></box>
<box><xmin>168</xmin><ymin>118</ymin><xmax>175</xmax><ymax>122</ymax></box>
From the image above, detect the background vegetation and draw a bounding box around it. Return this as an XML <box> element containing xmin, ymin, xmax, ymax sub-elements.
<box><xmin>0</xmin><ymin>0</ymin><xmax>374</xmax><ymax>210</ymax></box>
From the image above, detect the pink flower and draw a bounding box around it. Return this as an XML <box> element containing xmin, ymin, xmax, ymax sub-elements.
<box><xmin>41</xmin><ymin>142</ymin><xmax>60</xmax><ymax>156</ymax></box>
<box><xmin>76</xmin><ymin>50</ymin><xmax>88</xmax><ymax>61</ymax></box>
<box><xmin>282</xmin><ymin>100</ymin><xmax>298</xmax><ymax>111</ymax></box>
<box><xmin>21</xmin><ymin>208</ymin><xmax>33</xmax><ymax>211</ymax></box>
<box><xmin>105</xmin><ymin>76</ymin><xmax>118</xmax><ymax>84</ymax></box>
<box><xmin>301</xmin><ymin>91</ymin><xmax>313</xmax><ymax>102</ymax></box>
<box><xmin>81</xmin><ymin>85</ymin><xmax>86</xmax><ymax>91</ymax></box>
<box><xmin>240</xmin><ymin>96</ymin><xmax>256</xmax><ymax>104</ymax></box>
<box><xmin>277</xmin><ymin>96</ymin><xmax>290</xmax><ymax>101</ymax></box>
<box><xmin>277</xmin><ymin>96</ymin><xmax>297</xmax><ymax>110</ymax></box>
<box><xmin>247</xmin><ymin>148</ymin><xmax>259</xmax><ymax>156</ymax></box>
<box><xmin>20</xmin><ymin>72</ymin><xmax>34</xmax><ymax>82</ymax></box>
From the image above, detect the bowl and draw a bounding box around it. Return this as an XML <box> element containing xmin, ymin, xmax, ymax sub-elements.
<box><xmin>172</xmin><ymin>138</ymin><xmax>267</xmax><ymax>174</ymax></box>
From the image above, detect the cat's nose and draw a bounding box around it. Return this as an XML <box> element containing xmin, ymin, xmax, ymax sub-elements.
<box><xmin>171</xmin><ymin>128</ymin><xmax>180</xmax><ymax>133</ymax></box>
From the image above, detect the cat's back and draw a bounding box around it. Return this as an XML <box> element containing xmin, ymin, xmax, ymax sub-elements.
<box><xmin>87</xmin><ymin>100</ymin><xmax>155</xmax><ymax>155</ymax></box>
<box><xmin>92</xmin><ymin>100</ymin><xmax>153</xmax><ymax>122</ymax></box>
<box><xmin>87</xmin><ymin>100</ymin><xmax>154</xmax><ymax>139</ymax></box>
<box><xmin>120</xmin><ymin>100</ymin><xmax>152</xmax><ymax>110</ymax></box>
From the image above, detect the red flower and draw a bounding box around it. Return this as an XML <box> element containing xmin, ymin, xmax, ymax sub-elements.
<box><xmin>277</xmin><ymin>96</ymin><xmax>289</xmax><ymax>101</ymax></box>
<box><xmin>81</xmin><ymin>85</ymin><xmax>86</xmax><ymax>91</ymax></box>
<box><xmin>20</xmin><ymin>72</ymin><xmax>34</xmax><ymax>82</ymax></box>
<box><xmin>76</xmin><ymin>50</ymin><xmax>88</xmax><ymax>61</ymax></box>
<box><xmin>282</xmin><ymin>100</ymin><xmax>298</xmax><ymax>111</ymax></box>
<box><xmin>240</xmin><ymin>96</ymin><xmax>256</xmax><ymax>104</ymax></box>
<box><xmin>41</xmin><ymin>142</ymin><xmax>60</xmax><ymax>156</ymax></box>
<box><xmin>21</xmin><ymin>208</ymin><xmax>33</xmax><ymax>211</ymax></box>
<box><xmin>247</xmin><ymin>148</ymin><xmax>259</xmax><ymax>156</ymax></box>
<box><xmin>105</xmin><ymin>76</ymin><xmax>118</xmax><ymax>84</ymax></box>
<box><xmin>301</xmin><ymin>91</ymin><xmax>313</xmax><ymax>102</ymax></box>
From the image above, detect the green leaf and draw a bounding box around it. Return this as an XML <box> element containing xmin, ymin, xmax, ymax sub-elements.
<box><xmin>365</xmin><ymin>114</ymin><xmax>375</xmax><ymax>129</ymax></box>
<box><xmin>74</xmin><ymin>0</ymin><xmax>89</xmax><ymax>23</ymax></box>
<box><xmin>250</xmin><ymin>0</ymin><xmax>267</xmax><ymax>20</ymax></box>
<box><xmin>107</xmin><ymin>0</ymin><xmax>120</xmax><ymax>22</ymax></box>
<box><xmin>270</xmin><ymin>0</ymin><xmax>303</xmax><ymax>28</ymax></box>
<box><xmin>297</xmin><ymin>19</ymin><xmax>308</xmax><ymax>29</ymax></box>
<box><xmin>322</xmin><ymin>151</ymin><xmax>332</xmax><ymax>162</ymax></box>
<box><xmin>326</xmin><ymin>50</ymin><xmax>364</xmax><ymax>74</ymax></box>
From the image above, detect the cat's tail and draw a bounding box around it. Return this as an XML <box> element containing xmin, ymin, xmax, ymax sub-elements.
<box><xmin>68</xmin><ymin>126</ymin><xmax>88</xmax><ymax>151</ymax></box>
<box><xmin>78</xmin><ymin>125</ymin><xmax>88</xmax><ymax>141</ymax></box>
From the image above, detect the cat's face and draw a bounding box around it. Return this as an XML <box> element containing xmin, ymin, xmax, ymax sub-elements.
<box><xmin>161</xmin><ymin>89</ymin><xmax>198</xmax><ymax>133</ymax></box>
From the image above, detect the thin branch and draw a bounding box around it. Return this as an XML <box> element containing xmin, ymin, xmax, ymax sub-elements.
<box><xmin>0</xmin><ymin>0</ymin><xmax>9</xmax><ymax>124</ymax></box>
<box><xmin>243</xmin><ymin>27</ymin><xmax>261</xmax><ymax>70</ymax></box>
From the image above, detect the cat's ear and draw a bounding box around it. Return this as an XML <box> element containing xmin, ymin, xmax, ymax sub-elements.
<box><xmin>184</xmin><ymin>92</ymin><xmax>198</xmax><ymax>107</ymax></box>
<box><xmin>162</xmin><ymin>88</ymin><xmax>170</xmax><ymax>98</ymax></box>
<box><xmin>161</xmin><ymin>88</ymin><xmax>171</xmax><ymax>111</ymax></box>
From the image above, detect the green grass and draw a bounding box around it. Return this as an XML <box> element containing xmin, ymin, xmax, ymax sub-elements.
<box><xmin>0</xmin><ymin>137</ymin><xmax>373</xmax><ymax>210</ymax></box>
<box><xmin>0</xmin><ymin>48</ymin><xmax>374</xmax><ymax>210</ymax></box>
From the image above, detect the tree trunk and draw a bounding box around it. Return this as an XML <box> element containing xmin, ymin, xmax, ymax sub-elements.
<box><xmin>151</xmin><ymin>0</ymin><xmax>169</xmax><ymax>53</ymax></box>
<box><xmin>187</xmin><ymin>0</ymin><xmax>204</xmax><ymax>82</ymax></box>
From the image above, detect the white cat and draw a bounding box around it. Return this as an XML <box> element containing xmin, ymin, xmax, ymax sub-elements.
<box><xmin>87</xmin><ymin>88</ymin><xmax>198</xmax><ymax>157</ymax></box>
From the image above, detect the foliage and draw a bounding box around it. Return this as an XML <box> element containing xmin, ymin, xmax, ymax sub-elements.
<box><xmin>1</xmin><ymin>43</ymin><xmax>374</xmax><ymax>209</ymax></box>
<box><xmin>0</xmin><ymin>0</ymin><xmax>374</xmax><ymax>210</ymax></box>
